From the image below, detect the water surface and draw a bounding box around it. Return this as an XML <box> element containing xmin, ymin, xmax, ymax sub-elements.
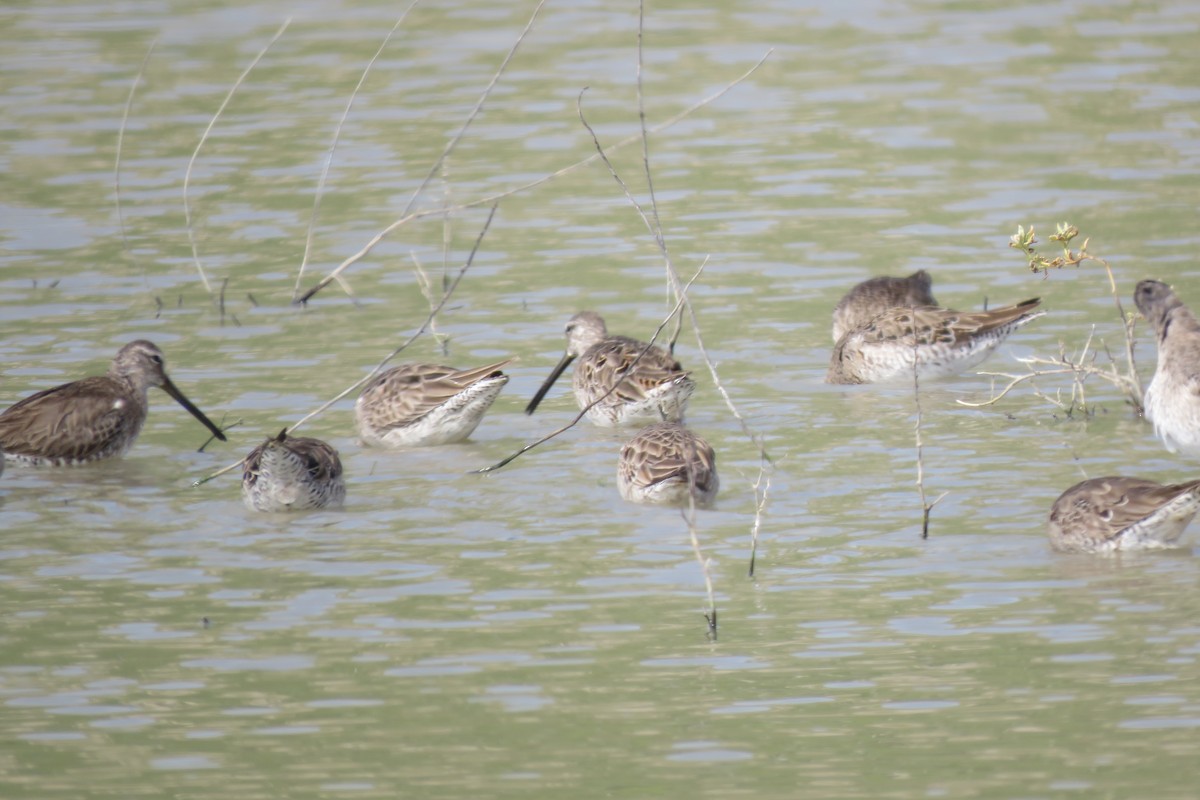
<box><xmin>3</xmin><ymin>0</ymin><xmax>1200</xmax><ymax>797</ymax></box>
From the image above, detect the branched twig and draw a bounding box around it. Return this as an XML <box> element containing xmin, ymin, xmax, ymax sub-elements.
<box><xmin>578</xmin><ymin>76</ymin><xmax>774</xmax><ymax>583</ymax></box>
<box><xmin>959</xmin><ymin>325</ymin><xmax>1142</xmax><ymax>416</ymax></box>
<box><xmin>1003</xmin><ymin>223</ymin><xmax>1143</xmax><ymax>411</ymax></box>
<box><xmin>295</xmin><ymin>48</ymin><xmax>773</xmax><ymax>305</ymax></box>
<box><xmin>193</xmin><ymin>204</ymin><xmax>497</xmax><ymax>488</ymax></box>
<box><xmin>185</xmin><ymin>18</ymin><xmax>291</xmax><ymax>295</ymax></box>
<box><xmin>293</xmin><ymin>4</ymin><xmax>418</xmax><ymax>302</ymax></box>
<box><xmin>295</xmin><ymin>0</ymin><xmax>546</xmax><ymax>305</ymax></box>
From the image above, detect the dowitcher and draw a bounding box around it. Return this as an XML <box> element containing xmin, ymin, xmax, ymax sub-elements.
<box><xmin>617</xmin><ymin>421</ymin><xmax>719</xmax><ymax>506</ymax></box>
<box><xmin>0</xmin><ymin>340</ymin><xmax>226</xmax><ymax>466</ymax></box>
<box><xmin>242</xmin><ymin>429</ymin><xmax>345</xmax><ymax>512</ymax></box>
<box><xmin>826</xmin><ymin>298</ymin><xmax>1044</xmax><ymax>385</ymax></box>
<box><xmin>355</xmin><ymin>359</ymin><xmax>512</xmax><ymax>447</ymax></box>
<box><xmin>831</xmin><ymin>270</ymin><xmax>938</xmax><ymax>342</ymax></box>
<box><xmin>1134</xmin><ymin>279</ymin><xmax>1200</xmax><ymax>457</ymax></box>
<box><xmin>1047</xmin><ymin>476</ymin><xmax>1200</xmax><ymax>553</ymax></box>
<box><xmin>525</xmin><ymin>311</ymin><xmax>694</xmax><ymax>426</ymax></box>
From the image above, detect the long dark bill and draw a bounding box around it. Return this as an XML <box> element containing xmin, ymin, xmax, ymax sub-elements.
<box><xmin>524</xmin><ymin>352</ymin><xmax>575</xmax><ymax>415</ymax></box>
<box><xmin>160</xmin><ymin>376</ymin><xmax>228</xmax><ymax>441</ymax></box>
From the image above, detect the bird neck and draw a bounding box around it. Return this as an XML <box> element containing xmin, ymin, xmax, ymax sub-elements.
<box><xmin>1159</xmin><ymin>296</ymin><xmax>1200</xmax><ymax>341</ymax></box>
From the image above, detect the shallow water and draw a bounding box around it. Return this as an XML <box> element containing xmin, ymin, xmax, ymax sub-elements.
<box><xmin>3</xmin><ymin>0</ymin><xmax>1200</xmax><ymax>797</ymax></box>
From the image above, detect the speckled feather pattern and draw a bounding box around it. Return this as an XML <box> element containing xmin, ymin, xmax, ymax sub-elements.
<box><xmin>831</xmin><ymin>270</ymin><xmax>938</xmax><ymax>343</ymax></box>
<box><xmin>242</xmin><ymin>430</ymin><xmax>345</xmax><ymax>512</ymax></box>
<box><xmin>1135</xmin><ymin>280</ymin><xmax>1200</xmax><ymax>457</ymax></box>
<box><xmin>617</xmin><ymin>422</ymin><xmax>718</xmax><ymax>506</ymax></box>
<box><xmin>0</xmin><ymin>340</ymin><xmax>226</xmax><ymax>466</ymax></box>
<box><xmin>527</xmin><ymin>311</ymin><xmax>694</xmax><ymax>426</ymax></box>
<box><xmin>826</xmin><ymin>298</ymin><xmax>1044</xmax><ymax>385</ymax></box>
<box><xmin>1047</xmin><ymin>476</ymin><xmax>1200</xmax><ymax>553</ymax></box>
<box><xmin>355</xmin><ymin>360</ymin><xmax>511</xmax><ymax>447</ymax></box>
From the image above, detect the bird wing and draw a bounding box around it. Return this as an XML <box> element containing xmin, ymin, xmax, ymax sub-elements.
<box><xmin>0</xmin><ymin>378</ymin><xmax>132</xmax><ymax>462</ymax></box>
<box><xmin>359</xmin><ymin>360</ymin><xmax>511</xmax><ymax>430</ymax></box>
<box><xmin>578</xmin><ymin>338</ymin><xmax>688</xmax><ymax>404</ymax></box>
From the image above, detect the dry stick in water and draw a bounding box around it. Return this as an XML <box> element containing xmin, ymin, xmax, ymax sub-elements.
<box><xmin>746</xmin><ymin>470</ymin><xmax>772</xmax><ymax>577</ymax></box>
<box><xmin>680</xmin><ymin>443</ymin><xmax>718</xmax><ymax>638</ymax></box>
<box><xmin>184</xmin><ymin>18</ymin><xmax>291</xmax><ymax>296</ymax></box>
<box><xmin>115</xmin><ymin>37</ymin><xmax>157</xmax><ymax>268</ymax></box>
<box><xmin>474</xmin><ymin>272</ymin><xmax>703</xmax><ymax>474</ymax></box>
<box><xmin>192</xmin><ymin>204</ymin><xmax>497</xmax><ymax>488</ymax></box>
<box><xmin>961</xmin><ymin>326</ymin><xmax>1132</xmax><ymax>417</ymax></box>
<box><xmin>411</xmin><ymin>252</ymin><xmax>449</xmax><ymax>354</ymax></box>
<box><xmin>578</xmin><ymin>82</ymin><xmax>774</xmax><ymax>580</ymax></box>
<box><xmin>638</xmin><ymin>0</ymin><xmax>750</xmax><ymax>601</ymax></box>
<box><xmin>291</xmin><ymin>4</ymin><xmax>419</xmax><ymax>302</ymax></box>
<box><xmin>295</xmin><ymin>49</ymin><xmax>773</xmax><ymax>305</ymax></box>
<box><xmin>970</xmin><ymin>226</ymin><xmax>1143</xmax><ymax>415</ymax></box>
<box><xmin>577</xmin><ymin>72</ymin><xmax>721</xmax><ymax>629</ymax></box>
<box><xmin>911</xmin><ymin>325</ymin><xmax>947</xmax><ymax>538</ymax></box>
<box><xmin>295</xmin><ymin>0</ymin><xmax>548</xmax><ymax>305</ymax></box>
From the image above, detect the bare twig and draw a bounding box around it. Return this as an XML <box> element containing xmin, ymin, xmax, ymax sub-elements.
<box><xmin>578</xmin><ymin>78</ymin><xmax>775</xmax><ymax>583</ymax></box>
<box><xmin>958</xmin><ymin>326</ymin><xmax>1142</xmax><ymax>416</ymax></box>
<box><xmin>292</xmin><ymin>3</ymin><xmax>420</xmax><ymax>302</ymax></box>
<box><xmin>1005</xmin><ymin>223</ymin><xmax>1143</xmax><ymax>412</ymax></box>
<box><xmin>115</xmin><ymin>37</ymin><xmax>157</xmax><ymax>262</ymax></box>
<box><xmin>185</xmin><ymin>18</ymin><xmax>291</xmax><ymax>295</ymax></box>
<box><xmin>747</xmin><ymin>471</ymin><xmax>771</xmax><ymax>577</ymax></box>
<box><xmin>193</xmin><ymin>204</ymin><xmax>497</xmax><ymax>488</ymax></box>
<box><xmin>295</xmin><ymin>0</ymin><xmax>546</xmax><ymax>305</ymax></box>
<box><xmin>198</xmin><ymin>418</ymin><xmax>244</xmax><ymax>453</ymax></box>
<box><xmin>912</xmin><ymin>326</ymin><xmax>947</xmax><ymax>538</ymax></box>
<box><xmin>412</xmin><ymin>252</ymin><xmax>450</xmax><ymax>354</ymax></box>
<box><xmin>295</xmin><ymin>49</ymin><xmax>773</xmax><ymax>305</ymax></box>
<box><xmin>411</xmin><ymin>0</ymin><xmax>546</xmax><ymax>217</ymax></box>
<box><xmin>683</xmin><ymin>498</ymin><xmax>718</xmax><ymax>638</ymax></box>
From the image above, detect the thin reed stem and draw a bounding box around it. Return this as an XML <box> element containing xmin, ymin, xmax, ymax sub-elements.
<box><xmin>184</xmin><ymin>18</ymin><xmax>291</xmax><ymax>295</ymax></box>
<box><xmin>116</xmin><ymin>37</ymin><xmax>157</xmax><ymax>267</ymax></box>
<box><xmin>295</xmin><ymin>49</ymin><xmax>773</xmax><ymax>304</ymax></box>
<box><xmin>293</xmin><ymin>4</ymin><xmax>419</xmax><ymax>301</ymax></box>
<box><xmin>911</xmin><ymin>330</ymin><xmax>947</xmax><ymax>538</ymax></box>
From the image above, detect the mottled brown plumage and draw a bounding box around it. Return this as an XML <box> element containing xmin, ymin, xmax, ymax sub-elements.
<box><xmin>0</xmin><ymin>340</ymin><xmax>226</xmax><ymax>466</ymax></box>
<box><xmin>242</xmin><ymin>429</ymin><xmax>345</xmax><ymax>512</ymax></box>
<box><xmin>1135</xmin><ymin>279</ymin><xmax>1200</xmax><ymax>456</ymax></box>
<box><xmin>826</xmin><ymin>298</ymin><xmax>1043</xmax><ymax>385</ymax></box>
<box><xmin>525</xmin><ymin>311</ymin><xmax>694</xmax><ymax>426</ymax></box>
<box><xmin>356</xmin><ymin>360</ymin><xmax>511</xmax><ymax>447</ymax></box>
<box><xmin>617</xmin><ymin>422</ymin><xmax>718</xmax><ymax>506</ymax></box>
<box><xmin>1047</xmin><ymin>476</ymin><xmax>1200</xmax><ymax>553</ymax></box>
<box><xmin>831</xmin><ymin>270</ymin><xmax>938</xmax><ymax>342</ymax></box>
